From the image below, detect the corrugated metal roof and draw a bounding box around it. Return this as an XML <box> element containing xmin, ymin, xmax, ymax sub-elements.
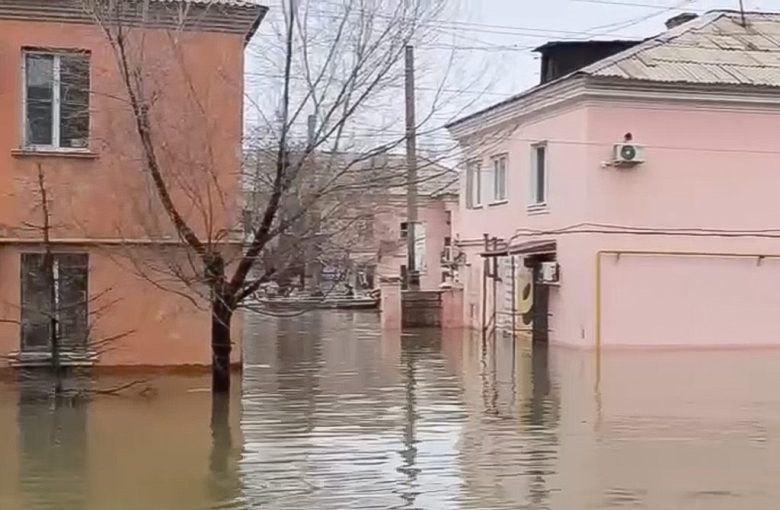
<box><xmin>158</xmin><ymin>0</ymin><xmax>261</xmax><ymax>6</ymax></box>
<box><xmin>447</xmin><ymin>10</ymin><xmax>780</xmax><ymax>131</ymax></box>
<box><xmin>585</xmin><ymin>11</ymin><xmax>780</xmax><ymax>87</ymax></box>
<box><xmin>0</xmin><ymin>0</ymin><xmax>267</xmax><ymax>43</ymax></box>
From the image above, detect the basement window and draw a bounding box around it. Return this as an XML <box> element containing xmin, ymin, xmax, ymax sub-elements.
<box><xmin>23</xmin><ymin>50</ymin><xmax>91</xmax><ymax>150</ymax></box>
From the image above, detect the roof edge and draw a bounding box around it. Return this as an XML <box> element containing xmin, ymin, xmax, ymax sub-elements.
<box><xmin>244</xmin><ymin>4</ymin><xmax>268</xmax><ymax>45</ymax></box>
<box><xmin>446</xmin><ymin>10</ymin><xmax>731</xmax><ymax>134</ymax></box>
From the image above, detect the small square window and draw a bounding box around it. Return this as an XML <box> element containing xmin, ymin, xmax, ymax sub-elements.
<box><xmin>400</xmin><ymin>222</ymin><xmax>409</xmax><ymax>238</ymax></box>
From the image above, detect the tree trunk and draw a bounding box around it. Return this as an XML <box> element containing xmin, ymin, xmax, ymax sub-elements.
<box><xmin>211</xmin><ymin>296</ymin><xmax>233</xmax><ymax>394</ymax></box>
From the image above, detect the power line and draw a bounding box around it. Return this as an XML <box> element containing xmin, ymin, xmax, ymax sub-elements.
<box><xmin>257</xmin><ymin>0</ymin><xmax>691</xmax><ymax>41</ymax></box>
<box><xmin>293</xmin><ymin>129</ymin><xmax>780</xmax><ymax>157</ymax></box>
<box><xmin>570</xmin><ymin>0</ymin><xmax>708</xmax><ymax>11</ymax></box>
<box><xmin>244</xmin><ymin>71</ymin><xmax>514</xmax><ymax>97</ymax></box>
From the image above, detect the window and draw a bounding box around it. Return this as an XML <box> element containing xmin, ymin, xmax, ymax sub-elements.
<box><xmin>400</xmin><ymin>221</ymin><xmax>409</xmax><ymax>238</ymax></box>
<box><xmin>466</xmin><ymin>160</ymin><xmax>482</xmax><ymax>208</ymax></box>
<box><xmin>492</xmin><ymin>154</ymin><xmax>507</xmax><ymax>202</ymax></box>
<box><xmin>357</xmin><ymin>217</ymin><xmax>374</xmax><ymax>241</ymax></box>
<box><xmin>413</xmin><ymin>222</ymin><xmax>427</xmax><ymax>273</ymax></box>
<box><xmin>530</xmin><ymin>143</ymin><xmax>547</xmax><ymax>206</ymax></box>
<box><xmin>21</xmin><ymin>253</ymin><xmax>89</xmax><ymax>353</ymax></box>
<box><xmin>24</xmin><ymin>50</ymin><xmax>90</xmax><ymax>150</ymax></box>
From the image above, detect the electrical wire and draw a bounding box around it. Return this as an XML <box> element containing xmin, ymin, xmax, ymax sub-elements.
<box><xmin>455</xmin><ymin>223</ymin><xmax>780</xmax><ymax>247</ymax></box>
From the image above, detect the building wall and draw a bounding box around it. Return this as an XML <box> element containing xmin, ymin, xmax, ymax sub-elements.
<box><xmin>0</xmin><ymin>17</ymin><xmax>247</xmax><ymax>365</ymax></box>
<box><xmin>557</xmin><ymin>100</ymin><xmax>780</xmax><ymax>348</ymax></box>
<box><xmin>0</xmin><ymin>18</ymin><xmax>244</xmax><ymax>239</ymax></box>
<box><xmin>456</xmin><ymin>98</ymin><xmax>780</xmax><ymax>348</ymax></box>
<box><xmin>0</xmin><ymin>245</ymin><xmax>242</xmax><ymax>367</ymax></box>
<box><xmin>455</xmin><ymin>105</ymin><xmax>591</xmax><ymax>339</ymax></box>
<box><xmin>374</xmin><ymin>195</ymin><xmax>455</xmax><ymax>291</ymax></box>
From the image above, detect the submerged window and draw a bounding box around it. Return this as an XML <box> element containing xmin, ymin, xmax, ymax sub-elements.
<box><xmin>21</xmin><ymin>253</ymin><xmax>89</xmax><ymax>352</ymax></box>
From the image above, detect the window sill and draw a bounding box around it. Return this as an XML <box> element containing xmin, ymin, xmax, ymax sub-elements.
<box><xmin>12</xmin><ymin>148</ymin><xmax>98</xmax><ymax>160</ymax></box>
<box><xmin>8</xmin><ymin>350</ymin><xmax>98</xmax><ymax>368</ymax></box>
<box><xmin>488</xmin><ymin>199</ymin><xmax>508</xmax><ymax>207</ymax></box>
<box><xmin>468</xmin><ymin>204</ymin><xmax>484</xmax><ymax>210</ymax></box>
<box><xmin>527</xmin><ymin>204</ymin><xmax>549</xmax><ymax>215</ymax></box>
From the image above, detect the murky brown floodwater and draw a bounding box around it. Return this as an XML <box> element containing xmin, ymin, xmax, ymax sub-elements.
<box><xmin>3</xmin><ymin>311</ymin><xmax>780</xmax><ymax>509</ymax></box>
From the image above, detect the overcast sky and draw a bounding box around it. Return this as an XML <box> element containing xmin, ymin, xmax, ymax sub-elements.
<box><xmin>450</xmin><ymin>0</ymin><xmax>780</xmax><ymax>95</ymax></box>
<box><xmin>247</xmin><ymin>0</ymin><xmax>780</xmax><ymax>150</ymax></box>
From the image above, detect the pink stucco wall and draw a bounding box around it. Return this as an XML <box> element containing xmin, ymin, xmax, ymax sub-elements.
<box><xmin>583</xmin><ymin>102</ymin><xmax>780</xmax><ymax>348</ymax></box>
<box><xmin>455</xmin><ymin>98</ymin><xmax>780</xmax><ymax>348</ymax></box>
<box><xmin>455</xmin><ymin>105</ymin><xmax>590</xmax><ymax>342</ymax></box>
<box><xmin>374</xmin><ymin>196</ymin><xmax>456</xmax><ymax>291</ymax></box>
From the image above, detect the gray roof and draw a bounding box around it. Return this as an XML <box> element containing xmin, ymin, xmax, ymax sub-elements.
<box><xmin>158</xmin><ymin>0</ymin><xmax>262</xmax><ymax>6</ymax></box>
<box><xmin>448</xmin><ymin>10</ymin><xmax>780</xmax><ymax>130</ymax></box>
<box><xmin>583</xmin><ymin>10</ymin><xmax>780</xmax><ymax>87</ymax></box>
<box><xmin>0</xmin><ymin>0</ymin><xmax>267</xmax><ymax>44</ymax></box>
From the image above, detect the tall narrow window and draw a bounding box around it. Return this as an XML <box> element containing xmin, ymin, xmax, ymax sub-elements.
<box><xmin>492</xmin><ymin>154</ymin><xmax>507</xmax><ymax>202</ymax></box>
<box><xmin>530</xmin><ymin>143</ymin><xmax>547</xmax><ymax>206</ymax></box>
<box><xmin>24</xmin><ymin>51</ymin><xmax>90</xmax><ymax>149</ymax></box>
<box><xmin>21</xmin><ymin>253</ymin><xmax>89</xmax><ymax>353</ymax></box>
<box><xmin>466</xmin><ymin>161</ymin><xmax>482</xmax><ymax>208</ymax></box>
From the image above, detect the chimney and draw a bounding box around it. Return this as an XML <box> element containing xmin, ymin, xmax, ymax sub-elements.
<box><xmin>535</xmin><ymin>40</ymin><xmax>640</xmax><ymax>84</ymax></box>
<box><xmin>665</xmin><ymin>12</ymin><xmax>698</xmax><ymax>30</ymax></box>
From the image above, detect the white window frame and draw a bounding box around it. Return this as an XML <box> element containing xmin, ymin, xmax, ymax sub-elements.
<box><xmin>529</xmin><ymin>142</ymin><xmax>548</xmax><ymax>209</ymax></box>
<box><xmin>491</xmin><ymin>154</ymin><xmax>508</xmax><ymax>203</ymax></box>
<box><xmin>22</xmin><ymin>49</ymin><xmax>90</xmax><ymax>151</ymax></box>
<box><xmin>466</xmin><ymin>160</ymin><xmax>482</xmax><ymax>208</ymax></box>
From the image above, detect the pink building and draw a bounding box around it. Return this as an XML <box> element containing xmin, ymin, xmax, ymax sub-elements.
<box><xmin>448</xmin><ymin>11</ymin><xmax>780</xmax><ymax>349</ymax></box>
<box><xmin>334</xmin><ymin>155</ymin><xmax>459</xmax><ymax>292</ymax></box>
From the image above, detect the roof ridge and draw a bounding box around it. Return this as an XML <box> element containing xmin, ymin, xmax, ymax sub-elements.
<box><xmin>580</xmin><ymin>10</ymin><xmax>728</xmax><ymax>76</ymax></box>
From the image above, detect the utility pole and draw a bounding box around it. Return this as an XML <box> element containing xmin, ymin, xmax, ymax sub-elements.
<box><xmin>404</xmin><ymin>45</ymin><xmax>420</xmax><ymax>290</ymax></box>
<box><xmin>306</xmin><ymin>113</ymin><xmax>321</xmax><ymax>292</ymax></box>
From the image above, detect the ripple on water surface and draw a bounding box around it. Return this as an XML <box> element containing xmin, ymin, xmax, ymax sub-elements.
<box><xmin>3</xmin><ymin>311</ymin><xmax>780</xmax><ymax>509</ymax></box>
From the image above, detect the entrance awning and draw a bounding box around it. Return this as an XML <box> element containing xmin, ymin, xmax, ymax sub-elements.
<box><xmin>481</xmin><ymin>239</ymin><xmax>556</xmax><ymax>258</ymax></box>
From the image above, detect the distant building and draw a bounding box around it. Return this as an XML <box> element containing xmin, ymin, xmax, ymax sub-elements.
<box><xmin>243</xmin><ymin>150</ymin><xmax>459</xmax><ymax>293</ymax></box>
<box><xmin>448</xmin><ymin>11</ymin><xmax>780</xmax><ymax>348</ymax></box>
<box><xmin>0</xmin><ymin>0</ymin><xmax>266</xmax><ymax>368</ymax></box>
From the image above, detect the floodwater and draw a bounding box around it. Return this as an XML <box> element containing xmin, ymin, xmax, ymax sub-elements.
<box><xmin>3</xmin><ymin>313</ymin><xmax>780</xmax><ymax>509</ymax></box>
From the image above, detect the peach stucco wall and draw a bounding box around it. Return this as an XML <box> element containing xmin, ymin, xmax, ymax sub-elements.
<box><xmin>456</xmin><ymin>98</ymin><xmax>780</xmax><ymax>348</ymax></box>
<box><xmin>0</xmin><ymin>245</ymin><xmax>242</xmax><ymax>367</ymax></box>
<box><xmin>0</xmin><ymin>19</ymin><xmax>244</xmax><ymax>240</ymax></box>
<box><xmin>0</xmin><ymin>18</ymin><xmax>246</xmax><ymax>365</ymax></box>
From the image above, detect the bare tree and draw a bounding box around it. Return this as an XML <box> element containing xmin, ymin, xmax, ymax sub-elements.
<box><xmin>81</xmin><ymin>0</ymin><xmax>464</xmax><ymax>393</ymax></box>
<box><xmin>0</xmin><ymin>164</ymin><xmax>134</xmax><ymax>398</ymax></box>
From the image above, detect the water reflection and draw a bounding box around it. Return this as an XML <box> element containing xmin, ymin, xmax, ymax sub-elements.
<box><xmin>0</xmin><ymin>373</ymin><xmax>244</xmax><ymax>510</ymax></box>
<box><xmin>208</xmin><ymin>393</ymin><xmax>243</xmax><ymax>509</ymax></box>
<box><xmin>7</xmin><ymin>312</ymin><xmax>780</xmax><ymax>508</ymax></box>
<box><xmin>241</xmin><ymin>314</ymin><xmax>559</xmax><ymax>509</ymax></box>
<box><xmin>18</xmin><ymin>375</ymin><xmax>88</xmax><ymax>510</ymax></box>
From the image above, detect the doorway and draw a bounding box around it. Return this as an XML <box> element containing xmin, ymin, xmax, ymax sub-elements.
<box><xmin>525</xmin><ymin>254</ymin><xmax>555</xmax><ymax>344</ymax></box>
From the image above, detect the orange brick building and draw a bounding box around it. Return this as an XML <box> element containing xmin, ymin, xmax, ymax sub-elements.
<box><xmin>0</xmin><ymin>0</ymin><xmax>266</xmax><ymax>368</ymax></box>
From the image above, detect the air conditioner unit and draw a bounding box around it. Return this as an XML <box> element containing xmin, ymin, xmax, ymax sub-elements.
<box><xmin>539</xmin><ymin>261</ymin><xmax>560</xmax><ymax>284</ymax></box>
<box><xmin>613</xmin><ymin>143</ymin><xmax>645</xmax><ymax>167</ymax></box>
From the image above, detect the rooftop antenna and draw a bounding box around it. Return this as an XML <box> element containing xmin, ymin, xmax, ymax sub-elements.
<box><xmin>739</xmin><ymin>0</ymin><xmax>747</xmax><ymax>27</ymax></box>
